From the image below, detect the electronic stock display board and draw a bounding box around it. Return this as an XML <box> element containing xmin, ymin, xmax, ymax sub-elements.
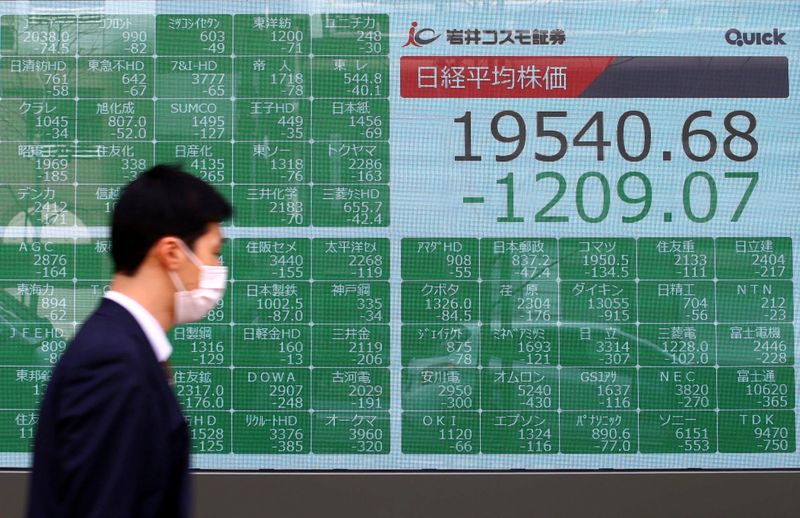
<box><xmin>0</xmin><ymin>0</ymin><xmax>798</xmax><ymax>471</ymax></box>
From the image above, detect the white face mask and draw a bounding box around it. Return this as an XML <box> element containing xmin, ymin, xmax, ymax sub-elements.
<box><xmin>168</xmin><ymin>239</ymin><xmax>228</xmax><ymax>325</ymax></box>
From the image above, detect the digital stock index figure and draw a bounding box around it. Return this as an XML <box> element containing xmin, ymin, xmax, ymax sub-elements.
<box><xmin>0</xmin><ymin>0</ymin><xmax>798</xmax><ymax>470</ymax></box>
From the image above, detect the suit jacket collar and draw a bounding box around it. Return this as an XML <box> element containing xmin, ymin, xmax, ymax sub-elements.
<box><xmin>95</xmin><ymin>298</ymin><xmax>174</xmax><ymax>390</ymax></box>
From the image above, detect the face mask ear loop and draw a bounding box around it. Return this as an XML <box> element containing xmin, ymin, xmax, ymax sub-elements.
<box><xmin>168</xmin><ymin>270</ymin><xmax>187</xmax><ymax>292</ymax></box>
<box><xmin>177</xmin><ymin>239</ymin><xmax>205</xmax><ymax>269</ymax></box>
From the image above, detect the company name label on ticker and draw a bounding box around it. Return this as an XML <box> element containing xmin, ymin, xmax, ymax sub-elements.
<box><xmin>725</xmin><ymin>28</ymin><xmax>786</xmax><ymax>46</ymax></box>
<box><xmin>402</xmin><ymin>22</ymin><xmax>566</xmax><ymax>48</ymax></box>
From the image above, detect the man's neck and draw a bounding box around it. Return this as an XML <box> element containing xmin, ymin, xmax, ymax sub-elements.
<box><xmin>110</xmin><ymin>273</ymin><xmax>173</xmax><ymax>331</ymax></box>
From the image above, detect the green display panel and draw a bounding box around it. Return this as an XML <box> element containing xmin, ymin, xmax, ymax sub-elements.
<box><xmin>0</xmin><ymin>10</ymin><xmax>388</xmax><ymax>230</ymax></box>
<box><xmin>401</xmin><ymin>238</ymin><xmax>796</xmax><ymax>458</ymax></box>
<box><xmin>0</xmin><ymin>1</ymin><xmax>798</xmax><ymax>472</ymax></box>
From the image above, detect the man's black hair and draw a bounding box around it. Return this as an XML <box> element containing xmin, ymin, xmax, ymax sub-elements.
<box><xmin>111</xmin><ymin>164</ymin><xmax>233</xmax><ymax>275</ymax></box>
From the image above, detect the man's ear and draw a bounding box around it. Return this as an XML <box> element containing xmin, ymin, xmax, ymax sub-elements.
<box><xmin>152</xmin><ymin>236</ymin><xmax>183</xmax><ymax>271</ymax></box>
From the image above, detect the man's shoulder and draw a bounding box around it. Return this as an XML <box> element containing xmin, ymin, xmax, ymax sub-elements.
<box><xmin>60</xmin><ymin>299</ymin><xmax>148</xmax><ymax>370</ymax></box>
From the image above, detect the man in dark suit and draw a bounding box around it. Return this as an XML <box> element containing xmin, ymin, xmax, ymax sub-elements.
<box><xmin>27</xmin><ymin>165</ymin><xmax>232</xmax><ymax>518</ymax></box>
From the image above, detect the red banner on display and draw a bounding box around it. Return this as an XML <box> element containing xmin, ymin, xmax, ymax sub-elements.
<box><xmin>400</xmin><ymin>56</ymin><xmax>615</xmax><ymax>98</ymax></box>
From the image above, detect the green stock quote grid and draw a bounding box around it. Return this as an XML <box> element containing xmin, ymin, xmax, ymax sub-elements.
<box><xmin>0</xmin><ymin>237</ymin><xmax>794</xmax><ymax>455</ymax></box>
<box><xmin>0</xmin><ymin>14</ymin><xmax>389</xmax><ymax>229</ymax></box>
<box><xmin>0</xmin><ymin>13</ymin><xmax>392</xmax><ymax>458</ymax></box>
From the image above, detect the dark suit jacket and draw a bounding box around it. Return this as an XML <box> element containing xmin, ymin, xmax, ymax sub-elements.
<box><xmin>27</xmin><ymin>298</ymin><xmax>190</xmax><ymax>518</ymax></box>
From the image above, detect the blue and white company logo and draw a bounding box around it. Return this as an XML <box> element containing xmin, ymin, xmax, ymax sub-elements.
<box><xmin>725</xmin><ymin>28</ymin><xmax>786</xmax><ymax>46</ymax></box>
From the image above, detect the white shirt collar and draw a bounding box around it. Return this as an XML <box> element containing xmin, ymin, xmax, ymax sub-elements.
<box><xmin>103</xmin><ymin>290</ymin><xmax>173</xmax><ymax>362</ymax></box>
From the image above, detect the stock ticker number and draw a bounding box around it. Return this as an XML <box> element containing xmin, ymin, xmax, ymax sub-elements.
<box><xmin>454</xmin><ymin>110</ymin><xmax>760</xmax><ymax>224</ymax></box>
